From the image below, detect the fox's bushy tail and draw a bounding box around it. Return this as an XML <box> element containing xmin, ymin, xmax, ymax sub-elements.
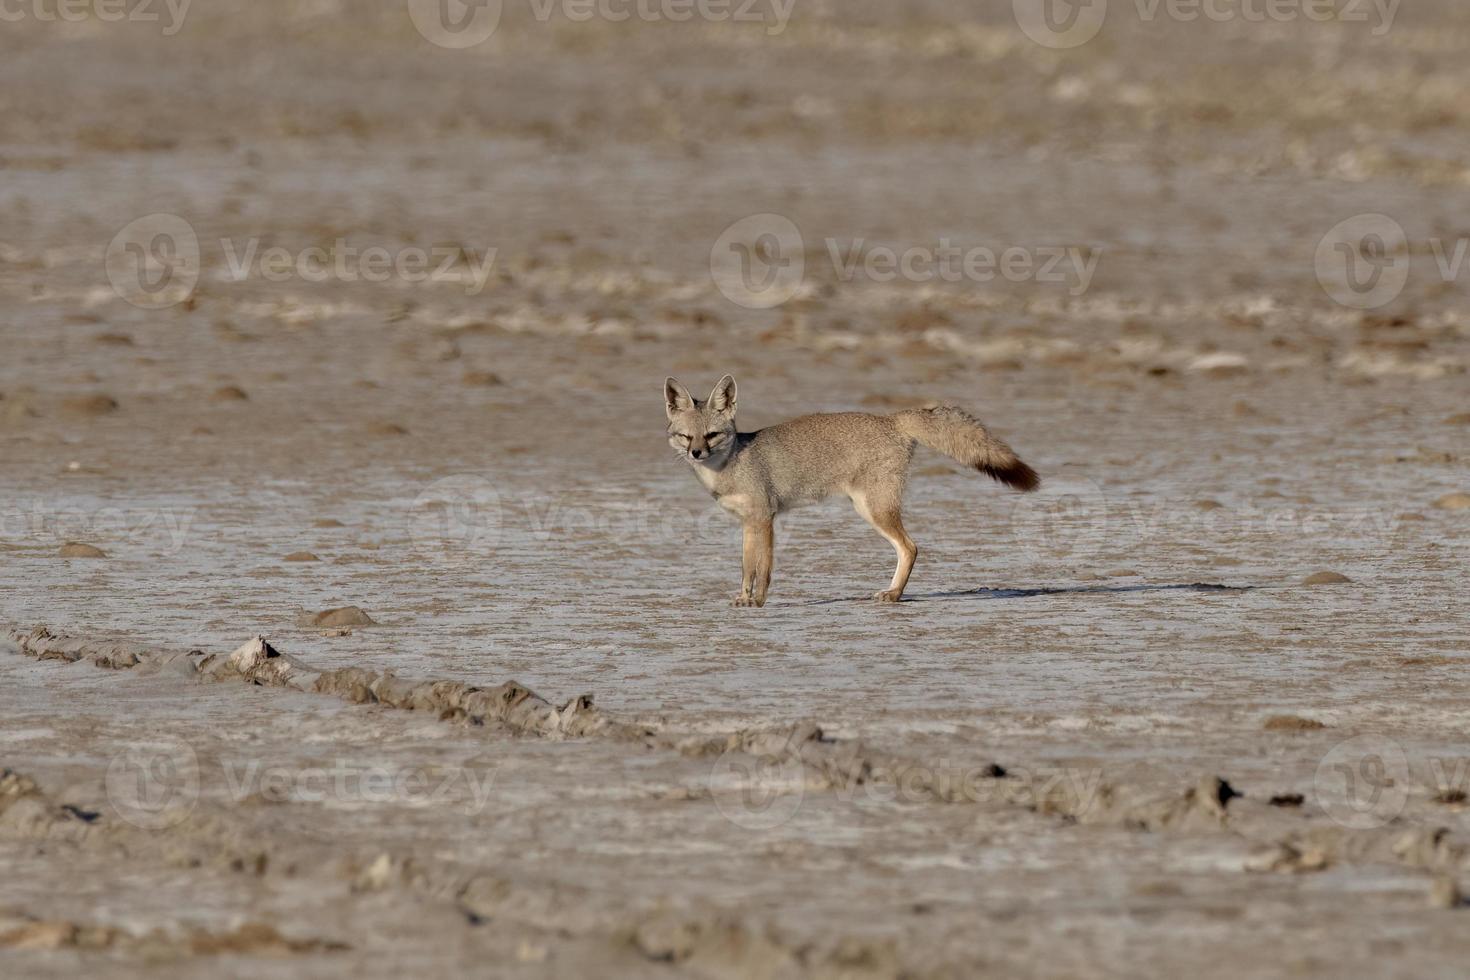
<box><xmin>894</xmin><ymin>406</ymin><xmax>1040</xmax><ymax>491</ymax></box>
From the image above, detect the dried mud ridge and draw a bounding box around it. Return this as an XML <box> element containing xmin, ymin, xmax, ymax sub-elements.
<box><xmin>9</xmin><ymin>623</ymin><xmax>1469</xmax><ymax>858</ymax></box>
<box><xmin>4</xmin><ymin>623</ymin><xmax>998</xmax><ymax>805</ymax></box>
<box><xmin>5</xmin><ymin>624</ymin><xmax>1467</xmax><ymax>968</ymax></box>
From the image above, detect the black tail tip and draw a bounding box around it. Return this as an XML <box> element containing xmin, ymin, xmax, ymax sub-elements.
<box><xmin>982</xmin><ymin>460</ymin><xmax>1040</xmax><ymax>492</ymax></box>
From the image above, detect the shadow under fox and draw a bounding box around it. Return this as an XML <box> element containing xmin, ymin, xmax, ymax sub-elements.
<box><xmin>665</xmin><ymin>375</ymin><xmax>1039</xmax><ymax>606</ymax></box>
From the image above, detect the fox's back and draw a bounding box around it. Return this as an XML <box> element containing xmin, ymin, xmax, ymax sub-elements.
<box><xmin>731</xmin><ymin>412</ymin><xmax>912</xmax><ymax>509</ymax></box>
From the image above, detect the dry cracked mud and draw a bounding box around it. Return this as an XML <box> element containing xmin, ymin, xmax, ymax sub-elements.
<box><xmin>2</xmin><ymin>1</ymin><xmax>1469</xmax><ymax>976</ymax></box>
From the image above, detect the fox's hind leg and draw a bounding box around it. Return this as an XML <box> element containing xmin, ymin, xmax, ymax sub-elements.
<box><xmin>851</xmin><ymin>491</ymin><xmax>917</xmax><ymax>603</ymax></box>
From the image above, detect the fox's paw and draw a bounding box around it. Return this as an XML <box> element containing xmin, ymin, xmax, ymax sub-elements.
<box><xmin>732</xmin><ymin>595</ymin><xmax>766</xmax><ymax>608</ymax></box>
<box><xmin>873</xmin><ymin>589</ymin><xmax>904</xmax><ymax>603</ymax></box>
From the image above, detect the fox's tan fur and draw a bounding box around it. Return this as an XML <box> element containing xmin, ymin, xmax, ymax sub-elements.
<box><xmin>665</xmin><ymin>375</ymin><xmax>1039</xmax><ymax>606</ymax></box>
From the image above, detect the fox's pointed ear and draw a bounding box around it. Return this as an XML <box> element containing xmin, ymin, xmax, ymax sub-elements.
<box><xmin>665</xmin><ymin>377</ymin><xmax>695</xmax><ymax>418</ymax></box>
<box><xmin>708</xmin><ymin>375</ymin><xmax>737</xmax><ymax>417</ymax></box>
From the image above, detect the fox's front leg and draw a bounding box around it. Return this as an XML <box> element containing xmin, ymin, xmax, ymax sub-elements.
<box><xmin>734</xmin><ymin>520</ymin><xmax>774</xmax><ymax>607</ymax></box>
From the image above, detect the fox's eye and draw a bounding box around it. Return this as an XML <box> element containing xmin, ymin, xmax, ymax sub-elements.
<box><xmin>675</xmin><ymin>434</ymin><xmax>691</xmax><ymax>443</ymax></box>
<box><xmin>705</xmin><ymin>432</ymin><xmax>723</xmax><ymax>440</ymax></box>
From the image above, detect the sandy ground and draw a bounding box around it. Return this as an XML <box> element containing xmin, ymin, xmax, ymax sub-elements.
<box><xmin>2</xmin><ymin>2</ymin><xmax>1469</xmax><ymax>976</ymax></box>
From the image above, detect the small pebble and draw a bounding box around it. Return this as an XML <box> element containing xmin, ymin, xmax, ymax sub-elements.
<box><xmin>1263</xmin><ymin>715</ymin><xmax>1325</xmax><ymax>731</ymax></box>
<box><xmin>58</xmin><ymin>543</ymin><xmax>107</xmax><ymax>559</ymax></box>
<box><xmin>1303</xmin><ymin>571</ymin><xmax>1350</xmax><ymax>586</ymax></box>
<box><xmin>302</xmin><ymin>606</ymin><xmax>377</xmax><ymax>628</ymax></box>
<box><xmin>61</xmin><ymin>394</ymin><xmax>119</xmax><ymax>417</ymax></box>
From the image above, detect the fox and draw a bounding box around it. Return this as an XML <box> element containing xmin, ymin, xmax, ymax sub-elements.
<box><xmin>665</xmin><ymin>375</ymin><xmax>1040</xmax><ymax>607</ymax></box>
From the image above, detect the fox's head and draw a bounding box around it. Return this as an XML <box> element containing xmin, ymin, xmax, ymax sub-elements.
<box><xmin>665</xmin><ymin>375</ymin><xmax>737</xmax><ymax>465</ymax></box>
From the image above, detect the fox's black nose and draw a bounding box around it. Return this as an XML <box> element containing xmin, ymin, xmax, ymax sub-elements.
<box><xmin>691</xmin><ymin>449</ymin><xmax>706</xmax><ymax>459</ymax></box>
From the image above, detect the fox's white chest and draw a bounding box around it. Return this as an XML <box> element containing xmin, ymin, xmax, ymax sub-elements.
<box><xmin>691</xmin><ymin>464</ymin><xmax>721</xmax><ymax>495</ymax></box>
<box><xmin>689</xmin><ymin>465</ymin><xmax>759</xmax><ymax>520</ymax></box>
<box><xmin>714</xmin><ymin>492</ymin><xmax>761</xmax><ymax>520</ymax></box>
